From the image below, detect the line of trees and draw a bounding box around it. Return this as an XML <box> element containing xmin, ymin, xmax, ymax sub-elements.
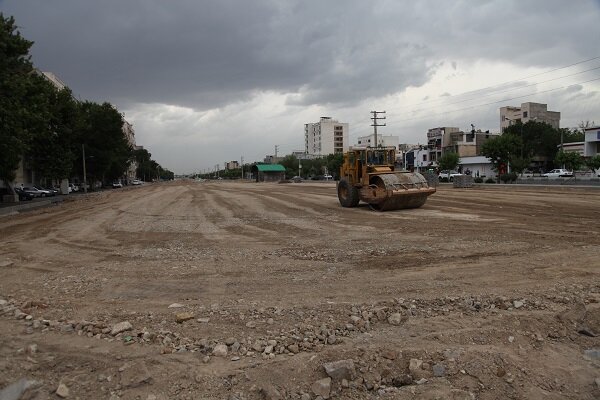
<box><xmin>481</xmin><ymin>120</ymin><xmax>599</xmax><ymax>174</ymax></box>
<box><xmin>0</xmin><ymin>14</ymin><xmax>173</xmax><ymax>191</ymax></box>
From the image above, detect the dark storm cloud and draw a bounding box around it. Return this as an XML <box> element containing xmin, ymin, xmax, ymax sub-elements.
<box><xmin>2</xmin><ymin>0</ymin><xmax>599</xmax><ymax>111</ymax></box>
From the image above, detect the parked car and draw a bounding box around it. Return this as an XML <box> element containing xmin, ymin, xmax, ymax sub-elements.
<box><xmin>21</xmin><ymin>187</ymin><xmax>43</xmax><ymax>197</ymax></box>
<box><xmin>33</xmin><ymin>186</ymin><xmax>54</xmax><ymax>197</ymax></box>
<box><xmin>44</xmin><ymin>186</ymin><xmax>60</xmax><ymax>196</ymax></box>
<box><xmin>323</xmin><ymin>174</ymin><xmax>333</xmax><ymax>180</ymax></box>
<box><xmin>520</xmin><ymin>169</ymin><xmax>534</xmax><ymax>178</ymax></box>
<box><xmin>112</xmin><ymin>181</ymin><xmax>123</xmax><ymax>188</ymax></box>
<box><xmin>542</xmin><ymin>169</ymin><xmax>573</xmax><ymax>178</ymax></box>
<box><xmin>14</xmin><ymin>187</ymin><xmax>34</xmax><ymax>201</ymax></box>
<box><xmin>439</xmin><ymin>170</ymin><xmax>463</xmax><ymax>181</ymax></box>
<box><xmin>131</xmin><ymin>179</ymin><xmax>143</xmax><ymax>185</ymax></box>
<box><xmin>291</xmin><ymin>176</ymin><xmax>303</xmax><ymax>183</ymax></box>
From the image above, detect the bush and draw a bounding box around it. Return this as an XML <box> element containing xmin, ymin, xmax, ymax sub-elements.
<box><xmin>474</xmin><ymin>177</ymin><xmax>484</xmax><ymax>183</ymax></box>
<box><xmin>499</xmin><ymin>172</ymin><xmax>518</xmax><ymax>183</ymax></box>
<box><xmin>485</xmin><ymin>178</ymin><xmax>496</xmax><ymax>184</ymax></box>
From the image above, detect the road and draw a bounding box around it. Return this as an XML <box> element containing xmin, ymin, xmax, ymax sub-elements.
<box><xmin>1</xmin><ymin>180</ymin><xmax>599</xmax><ymax>399</ymax></box>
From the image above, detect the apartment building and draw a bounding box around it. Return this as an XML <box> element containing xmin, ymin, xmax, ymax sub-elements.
<box><xmin>356</xmin><ymin>134</ymin><xmax>399</xmax><ymax>148</ymax></box>
<box><xmin>426</xmin><ymin>127</ymin><xmax>460</xmax><ymax>164</ymax></box>
<box><xmin>225</xmin><ymin>161</ymin><xmax>240</xmax><ymax>170</ymax></box>
<box><xmin>500</xmin><ymin>102</ymin><xmax>560</xmax><ymax>131</ymax></box>
<box><xmin>304</xmin><ymin>117</ymin><xmax>349</xmax><ymax>156</ymax></box>
<box><xmin>584</xmin><ymin>126</ymin><xmax>600</xmax><ymax>157</ymax></box>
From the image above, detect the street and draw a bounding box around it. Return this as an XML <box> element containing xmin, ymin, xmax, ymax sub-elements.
<box><xmin>1</xmin><ymin>180</ymin><xmax>599</xmax><ymax>399</ymax></box>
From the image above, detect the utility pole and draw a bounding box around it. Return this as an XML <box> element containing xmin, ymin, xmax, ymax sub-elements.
<box><xmin>274</xmin><ymin>145</ymin><xmax>279</xmax><ymax>163</ymax></box>
<box><xmin>82</xmin><ymin>144</ymin><xmax>87</xmax><ymax>194</ymax></box>
<box><xmin>241</xmin><ymin>156</ymin><xmax>244</xmax><ymax>180</ymax></box>
<box><xmin>370</xmin><ymin>111</ymin><xmax>386</xmax><ymax>147</ymax></box>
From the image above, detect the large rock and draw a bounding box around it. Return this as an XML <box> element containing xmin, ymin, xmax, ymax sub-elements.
<box><xmin>311</xmin><ymin>378</ymin><xmax>331</xmax><ymax>399</ymax></box>
<box><xmin>388</xmin><ymin>313</ymin><xmax>407</xmax><ymax>325</ymax></box>
<box><xmin>260</xmin><ymin>384</ymin><xmax>283</xmax><ymax>400</ymax></box>
<box><xmin>120</xmin><ymin>362</ymin><xmax>153</xmax><ymax>388</ymax></box>
<box><xmin>213</xmin><ymin>344</ymin><xmax>228</xmax><ymax>357</ymax></box>
<box><xmin>56</xmin><ymin>383</ymin><xmax>69</xmax><ymax>398</ymax></box>
<box><xmin>175</xmin><ymin>312</ymin><xmax>194</xmax><ymax>323</ymax></box>
<box><xmin>0</xmin><ymin>378</ymin><xmax>40</xmax><ymax>400</ymax></box>
<box><xmin>110</xmin><ymin>321</ymin><xmax>132</xmax><ymax>335</ymax></box>
<box><xmin>323</xmin><ymin>359</ymin><xmax>356</xmax><ymax>381</ymax></box>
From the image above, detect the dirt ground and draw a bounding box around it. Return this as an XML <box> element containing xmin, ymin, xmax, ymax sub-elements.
<box><xmin>0</xmin><ymin>180</ymin><xmax>599</xmax><ymax>400</ymax></box>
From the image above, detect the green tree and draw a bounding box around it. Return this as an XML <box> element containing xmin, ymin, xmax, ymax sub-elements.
<box><xmin>0</xmin><ymin>14</ymin><xmax>39</xmax><ymax>188</ymax></box>
<box><xmin>481</xmin><ymin>134</ymin><xmax>521</xmax><ymax>172</ymax></box>
<box><xmin>555</xmin><ymin>151</ymin><xmax>583</xmax><ymax>172</ymax></box>
<box><xmin>503</xmin><ymin>120</ymin><xmax>560</xmax><ymax>169</ymax></box>
<box><xmin>75</xmin><ymin>101</ymin><xmax>132</xmax><ymax>185</ymax></box>
<box><xmin>438</xmin><ymin>152</ymin><xmax>459</xmax><ymax>171</ymax></box>
<box><xmin>280</xmin><ymin>154</ymin><xmax>299</xmax><ymax>177</ymax></box>
<box><xmin>585</xmin><ymin>155</ymin><xmax>600</xmax><ymax>173</ymax></box>
<box><xmin>29</xmin><ymin>84</ymin><xmax>79</xmax><ymax>184</ymax></box>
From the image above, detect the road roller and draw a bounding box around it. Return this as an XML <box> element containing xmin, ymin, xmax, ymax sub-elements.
<box><xmin>337</xmin><ymin>146</ymin><xmax>435</xmax><ymax>211</ymax></box>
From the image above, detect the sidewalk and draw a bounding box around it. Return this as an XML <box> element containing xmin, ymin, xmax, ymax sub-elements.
<box><xmin>0</xmin><ymin>196</ymin><xmax>64</xmax><ymax>216</ymax></box>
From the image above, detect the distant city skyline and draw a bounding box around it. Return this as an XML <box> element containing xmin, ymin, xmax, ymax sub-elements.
<box><xmin>3</xmin><ymin>0</ymin><xmax>600</xmax><ymax>173</ymax></box>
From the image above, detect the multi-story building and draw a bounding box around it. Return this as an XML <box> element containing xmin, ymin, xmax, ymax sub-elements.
<box><xmin>426</xmin><ymin>127</ymin><xmax>459</xmax><ymax>164</ymax></box>
<box><xmin>225</xmin><ymin>161</ymin><xmax>240</xmax><ymax>170</ymax></box>
<box><xmin>500</xmin><ymin>102</ymin><xmax>560</xmax><ymax>131</ymax></box>
<box><xmin>584</xmin><ymin>126</ymin><xmax>600</xmax><ymax>157</ymax></box>
<box><xmin>304</xmin><ymin>117</ymin><xmax>349</xmax><ymax>156</ymax></box>
<box><xmin>356</xmin><ymin>134</ymin><xmax>399</xmax><ymax>148</ymax></box>
<box><xmin>122</xmin><ymin>120</ymin><xmax>137</xmax><ymax>183</ymax></box>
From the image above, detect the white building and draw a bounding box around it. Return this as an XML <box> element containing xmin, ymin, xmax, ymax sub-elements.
<box><xmin>584</xmin><ymin>126</ymin><xmax>600</xmax><ymax>157</ymax></box>
<box><xmin>304</xmin><ymin>117</ymin><xmax>349</xmax><ymax>156</ymax></box>
<box><xmin>356</xmin><ymin>134</ymin><xmax>399</xmax><ymax>148</ymax></box>
<box><xmin>500</xmin><ymin>102</ymin><xmax>560</xmax><ymax>131</ymax></box>
<box><xmin>458</xmin><ymin>156</ymin><xmax>495</xmax><ymax>178</ymax></box>
<box><xmin>122</xmin><ymin>120</ymin><xmax>137</xmax><ymax>183</ymax></box>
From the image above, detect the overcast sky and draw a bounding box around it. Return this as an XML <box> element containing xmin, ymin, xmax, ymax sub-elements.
<box><xmin>3</xmin><ymin>0</ymin><xmax>600</xmax><ymax>173</ymax></box>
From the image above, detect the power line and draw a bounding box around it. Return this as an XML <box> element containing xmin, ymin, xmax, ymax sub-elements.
<box><xmin>398</xmin><ymin>55</ymin><xmax>600</xmax><ymax>109</ymax></box>
<box><xmin>395</xmin><ymin>76</ymin><xmax>600</xmax><ymax>124</ymax></box>
<box><xmin>406</xmin><ymin>65</ymin><xmax>600</xmax><ymax>115</ymax></box>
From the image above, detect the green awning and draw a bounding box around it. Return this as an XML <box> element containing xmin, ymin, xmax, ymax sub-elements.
<box><xmin>255</xmin><ymin>164</ymin><xmax>286</xmax><ymax>172</ymax></box>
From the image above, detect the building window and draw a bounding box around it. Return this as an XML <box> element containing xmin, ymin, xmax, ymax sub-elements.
<box><xmin>523</xmin><ymin>111</ymin><xmax>528</xmax><ymax>118</ymax></box>
<box><xmin>423</xmin><ymin>154</ymin><xmax>427</xmax><ymax>162</ymax></box>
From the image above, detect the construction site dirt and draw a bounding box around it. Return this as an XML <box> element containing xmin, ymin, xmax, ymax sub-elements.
<box><xmin>1</xmin><ymin>180</ymin><xmax>599</xmax><ymax>400</ymax></box>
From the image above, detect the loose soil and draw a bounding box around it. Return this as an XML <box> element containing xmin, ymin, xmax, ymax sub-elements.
<box><xmin>0</xmin><ymin>181</ymin><xmax>599</xmax><ymax>399</ymax></box>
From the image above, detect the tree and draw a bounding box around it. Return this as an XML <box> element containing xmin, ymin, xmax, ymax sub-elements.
<box><xmin>438</xmin><ymin>152</ymin><xmax>459</xmax><ymax>171</ymax></box>
<box><xmin>555</xmin><ymin>151</ymin><xmax>583</xmax><ymax>172</ymax></box>
<box><xmin>585</xmin><ymin>155</ymin><xmax>600</xmax><ymax>173</ymax></box>
<box><xmin>0</xmin><ymin>14</ymin><xmax>37</xmax><ymax>188</ymax></box>
<box><xmin>75</xmin><ymin>101</ymin><xmax>132</xmax><ymax>184</ymax></box>
<box><xmin>28</xmin><ymin>84</ymin><xmax>79</xmax><ymax>184</ymax></box>
<box><xmin>480</xmin><ymin>134</ymin><xmax>521</xmax><ymax>173</ymax></box>
<box><xmin>503</xmin><ymin>120</ymin><xmax>561</xmax><ymax>169</ymax></box>
<box><xmin>280</xmin><ymin>154</ymin><xmax>299</xmax><ymax>177</ymax></box>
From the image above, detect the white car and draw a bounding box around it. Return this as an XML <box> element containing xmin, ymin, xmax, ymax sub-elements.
<box><xmin>439</xmin><ymin>170</ymin><xmax>463</xmax><ymax>181</ymax></box>
<box><xmin>542</xmin><ymin>169</ymin><xmax>573</xmax><ymax>178</ymax></box>
<box><xmin>131</xmin><ymin>179</ymin><xmax>143</xmax><ymax>185</ymax></box>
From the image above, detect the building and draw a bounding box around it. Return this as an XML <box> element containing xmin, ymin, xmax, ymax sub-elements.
<box><xmin>500</xmin><ymin>102</ymin><xmax>560</xmax><ymax>131</ymax></box>
<box><xmin>304</xmin><ymin>117</ymin><xmax>349</xmax><ymax>156</ymax></box>
<box><xmin>41</xmin><ymin>71</ymin><xmax>67</xmax><ymax>90</ymax></box>
<box><xmin>426</xmin><ymin>127</ymin><xmax>459</xmax><ymax>164</ymax></box>
<box><xmin>560</xmin><ymin>142</ymin><xmax>585</xmax><ymax>156</ymax></box>
<box><xmin>356</xmin><ymin>134</ymin><xmax>399</xmax><ymax>148</ymax></box>
<box><xmin>405</xmin><ymin>147</ymin><xmax>430</xmax><ymax>172</ymax></box>
<box><xmin>458</xmin><ymin>156</ymin><xmax>495</xmax><ymax>178</ymax></box>
<box><xmin>251</xmin><ymin>164</ymin><xmax>286</xmax><ymax>182</ymax></box>
<box><xmin>225</xmin><ymin>161</ymin><xmax>240</xmax><ymax>170</ymax></box>
<box><xmin>122</xmin><ymin>120</ymin><xmax>137</xmax><ymax>184</ymax></box>
<box><xmin>584</xmin><ymin>126</ymin><xmax>600</xmax><ymax>157</ymax></box>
